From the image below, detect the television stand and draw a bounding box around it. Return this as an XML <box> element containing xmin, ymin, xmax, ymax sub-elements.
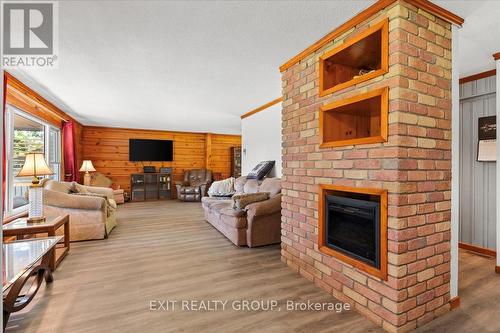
<box><xmin>130</xmin><ymin>172</ymin><xmax>172</xmax><ymax>201</ymax></box>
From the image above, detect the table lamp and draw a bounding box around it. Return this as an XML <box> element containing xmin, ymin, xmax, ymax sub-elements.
<box><xmin>79</xmin><ymin>160</ymin><xmax>96</xmax><ymax>186</ymax></box>
<box><xmin>17</xmin><ymin>153</ymin><xmax>54</xmax><ymax>222</ymax></box>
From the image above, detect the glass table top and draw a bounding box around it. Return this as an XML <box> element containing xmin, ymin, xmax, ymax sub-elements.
<box><xmin>3</xmin><ymin>236</ymin><xmax>62</xmax><ymax>291</ymax></box>
<box><xmin>3</xmin><ymin>216</ymin><xmax>65</xmax><ymax>230</ymax></box>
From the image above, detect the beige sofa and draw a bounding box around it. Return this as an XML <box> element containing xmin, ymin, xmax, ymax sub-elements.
<box><xmin>41</xmin><ymin>179</ymin><xmax>117</xmax><ymax>241</ymax></box>
<box><xmin>201</xmin><ymin>177</ymin><xmax>281</xmax><ymax>247</ymax></box>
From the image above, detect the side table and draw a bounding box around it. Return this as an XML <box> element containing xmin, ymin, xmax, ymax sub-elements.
<box><xmin>3</xmin><ymin>215</ymin><xmax>70</xmax><ymax>271</ymax></box>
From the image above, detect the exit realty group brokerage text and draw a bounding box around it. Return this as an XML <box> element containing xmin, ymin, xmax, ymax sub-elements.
<box><xmin>149</xmin><ymin>299</ymin><xmax>351</xmax><ymax>312</ymax></box>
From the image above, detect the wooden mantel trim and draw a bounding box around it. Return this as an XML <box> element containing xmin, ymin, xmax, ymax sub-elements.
<box><xmin>279</xmin><ymin>0</ymin><xmax>464</xmax><ymax>73</ymax></box>
<box><xmin>240</xmin><ymin>97</ymin><xmax>283</xmax><ymax>119</ymax></box>
<box><xmin>493</xmin><ymin>52</ymin><xmax>500</xmax><ymax>61</ymax></box>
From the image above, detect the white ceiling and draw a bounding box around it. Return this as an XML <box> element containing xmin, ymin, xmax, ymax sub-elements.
<box><xmin>10</xmin><ymin>0</ymin><xmax>500</xmax><ymax>135</ymax></box>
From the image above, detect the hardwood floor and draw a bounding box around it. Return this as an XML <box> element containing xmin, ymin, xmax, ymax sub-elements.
<box><xmin>6</xmin><ymin>201</ymin><xmax>499</xmax><ymax>332</ymax></box>
<box><xmin>5</xmin><ymin>201</ymin><xmax>382</xmax><ymax>333</ymax></box>
<box><xmin>416</xmin><ymin>249</ymin><xmax>500</xmax><ymax>333</ymax></box>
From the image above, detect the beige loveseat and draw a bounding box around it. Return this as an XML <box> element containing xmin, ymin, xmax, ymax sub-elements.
<box><xmin>201</xmin><ymin>177</ymin><xmax>281</xmax><ymax>247</ymax></box>
<box><xmin>40</xmin><ymin>179</ymin><xmax>117</xmax><ymax>241</ymax></box>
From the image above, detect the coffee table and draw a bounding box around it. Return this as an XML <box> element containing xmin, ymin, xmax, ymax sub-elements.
<box><xmin>3</xmin><ymin>236</ymin><xmax>62</xmax><ymax>331</ymax></box>
<box><xmin>3</xmin><ymin>215</ymin><xmax>70</xmax><ymax>271</ymax></box>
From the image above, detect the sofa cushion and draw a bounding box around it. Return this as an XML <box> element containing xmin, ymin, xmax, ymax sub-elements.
<box><xmin>243</xmin><ymin>179</ymin><xmax>259</xmax><ymax>194</ymax></box>
<box><xmin>202</xmin><ymin>197</ymin><xmax>231</xmax><ymax>209</ymax></box>
<box><xmin>219</xmin><ymin>207</ymin><xmax>246</xmax><ymax>218</ymax></box>
<box><xmin>232</xmin><ymin>192</ymin><xmax>270</xmax><ymax>210</ymax></box>
<box><xmin>259</xmin><ymin>178</ymin><xmax>281</xmax><ymax>197</ymax></box>
<box><xmin>210</xmin><ymin>201</ymin><xmax>233</xmax><ymax>213</ymax></box>
<box><xmin>234</xmin><ymin>176</ymin><xmax>247</xmax><ymax>194</ymax></box>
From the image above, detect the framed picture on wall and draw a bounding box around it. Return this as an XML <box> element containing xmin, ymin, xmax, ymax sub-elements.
<box><xmin>477</xmin><ymin>116</ymin><xmax>496</xmax><ymax>162</ymax></box>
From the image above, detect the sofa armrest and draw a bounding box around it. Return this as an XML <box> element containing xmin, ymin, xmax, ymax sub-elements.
<box><xmin>43</xmin><ymin>189</ymin><xmax>106</xmax><ymax>211</ymax></box>
<box><xmin>245</xmin><ymin>194</ymin><xmax>282</xmax><ymax>218</ymax></box>
<box><xmin>84</xmin><ymin>186</ymin><xmax>114</xmax><ymax>200</ymax></box>
<box><xmin>245</xmin><ymin>194</ymin><xmax>282</xmax><ymax>247</ymax></box>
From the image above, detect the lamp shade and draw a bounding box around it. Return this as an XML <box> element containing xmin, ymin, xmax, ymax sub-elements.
<box><xmin>17</xmin><ymin>153</ymin><xmax>54</xmax><ymax>177</ymax></box>
<box><xmin>79</xmin><ymin>160</ymin><xmax>96</xmax><ymax>172</ymax></box>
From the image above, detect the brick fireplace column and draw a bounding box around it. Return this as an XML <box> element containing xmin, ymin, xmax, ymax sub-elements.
<box><xmin>280</xmin><ymin>1</ymin><xmax>462</xmax><ymax>332</ymax></box>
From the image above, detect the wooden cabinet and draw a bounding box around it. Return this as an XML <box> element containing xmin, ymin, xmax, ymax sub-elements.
<box><xmin>131</xmin><ymin>172</ymin><xmax>172</xmax><ymax>202</ymax></box>
<box><xmin>231</xmin><ymin>147</ymin><xmax>242</xmax><ymax>178</ymax></box>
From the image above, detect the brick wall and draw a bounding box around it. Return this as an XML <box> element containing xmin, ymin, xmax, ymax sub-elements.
<box><xmin>280</xmin><ymin>1</ymin><xmax>452</xmax><ymax>332</ymax></box>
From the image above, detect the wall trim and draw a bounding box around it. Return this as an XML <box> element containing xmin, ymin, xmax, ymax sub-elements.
<box><xmin>83</xmin><ymin>125</ymin><xmax>241</xmax><ymax>137</ymax></box>
<box><xmin>5</xmin><ymin>71</ymin><xmax>73</xmax><ymax>126</ymax></box>
<box><xmin>459</xmin><ymin>69</ymin><xmax>496</xmax><ymax>84</ymax></box>
<box><xmin>279</xmin><ymin>0</ymin><xmax>464</xmax><ymax>72</ymax></box>
<box><xmin>458</xmin><ymin>242</ymin><xmax>496</xmax><ymax>257</ymax></box>
<box><xmin>240</xmin><ymin>97</ymin><xmax>282</xmax><ymax>119</ymax></box>
<box><xmin>450</xmin><ymin>296</ymin><xmax>460</xmax><ymax>310</ymax></box>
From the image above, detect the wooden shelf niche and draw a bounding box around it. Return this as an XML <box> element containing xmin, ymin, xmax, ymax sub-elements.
<box><xmin>320</xmin><ymin>87</ymin><xmax>388</xmax><ymax>148</ymax></box>
<box><xmin>319</xmin><ymin>19</ymin><xmax>388</xmax><ymax>96</ymax></box>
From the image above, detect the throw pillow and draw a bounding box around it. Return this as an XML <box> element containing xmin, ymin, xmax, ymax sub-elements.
<box><xmin>232</xmin><ymin>192</ymin><xmax>270</xmax><ymax>210</ymax></box>
<box><xmin>246</xmin><ymin>161</ymin><xmax>275</xmax><ymax>180</ymax></box>
<box><xmin>45</xmin><ymin>180</ymin><xmax>75</xmax><ymax>194</ymax></box>
<box><xmin>73</xmin><ymin>182</ymin><xmax>89</xmax><ymax>194</ymax></box>
<box><xmin>208</xmin><ymin>177</ymin><xmax>235</xmax><ymax>197</ymax></box>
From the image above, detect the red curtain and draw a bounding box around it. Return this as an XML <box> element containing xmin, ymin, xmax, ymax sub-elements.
<box><xmin>62</xmin><ymin>120</ymin><xmax>79</xmax><ymax>182</ymax></box>
<box><xmin>2</xmin><ymin>73</ymin><xmax>7</xmax><ymax>217</ymax></box>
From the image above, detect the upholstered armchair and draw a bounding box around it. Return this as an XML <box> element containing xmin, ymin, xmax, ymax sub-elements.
<box><xmin>175</xmin><ymin>169</ymin><xmax>213</xmax><ymax>202</ymax></box>
<box><xmin>40</xmin><ymin>179</ymin><xmax>117</xmax><ymax>241</ymax></box>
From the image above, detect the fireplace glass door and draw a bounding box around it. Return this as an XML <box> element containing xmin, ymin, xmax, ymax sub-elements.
<box><xmin>325</xmin><ymin>195</ymin><xmax>380</xmax><ymax>268</ymax></box>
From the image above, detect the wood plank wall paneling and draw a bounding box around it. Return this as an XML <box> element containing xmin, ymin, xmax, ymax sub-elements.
<box><xmin>210</xmin><ymin>134</ymin><xmax>242</xmax><ymax>179</ymax></box>
<box><xmin>4</xmin><ymin>71</ymin><xmax>85</xmax><ymax>176</ymax></box>
<box><xmin>82</xmin><ymin>126</ymin><xmax>241</xmax><ymax>195</ymax></box>
<box><xmin>3</xmin><ymin>72</ymin><xmax>241</xmax><ymax>193</ymax></box>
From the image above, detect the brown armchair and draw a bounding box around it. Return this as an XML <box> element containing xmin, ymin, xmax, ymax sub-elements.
<box><xmin>176</xmin><ymin>169</ymin><xmax>213</xmax><ymax>201</ymax></box>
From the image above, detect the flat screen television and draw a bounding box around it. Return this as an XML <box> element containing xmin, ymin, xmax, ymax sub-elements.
<box><xmin>129</xmin><ymin>139</ymin><xmax>173</xmax><ymax>161</ymax></box>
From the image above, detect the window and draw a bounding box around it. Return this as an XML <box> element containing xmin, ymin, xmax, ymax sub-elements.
<box><xmin>5</xmin><ymin>105</ymin><xmax>61</xmax><ymax>215</ymax></box>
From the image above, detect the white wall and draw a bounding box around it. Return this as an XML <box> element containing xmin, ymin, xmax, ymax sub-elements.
<box><xmin>241</xmin><ymin>103</ymin><xmax>282</xmax><ymax>177</ymax></box>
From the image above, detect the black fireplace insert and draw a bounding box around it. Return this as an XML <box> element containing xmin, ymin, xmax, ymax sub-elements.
<box><xmin>325</xmin><ymin>194</ymin><xmax>380</xmax><ymax>268</ymax></box>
